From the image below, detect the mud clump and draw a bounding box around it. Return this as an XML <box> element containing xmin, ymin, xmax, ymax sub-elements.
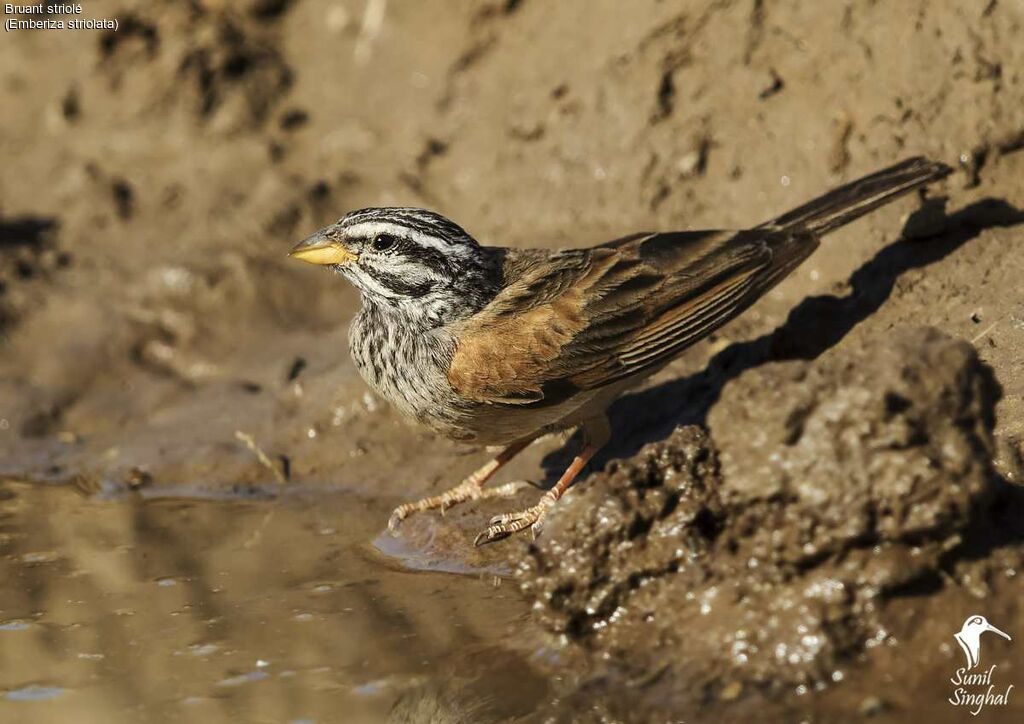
<box><xmin>522</xmin><ymin>327</ymin><xmax>1005</xmax><ymax>708</ymax></box>
<box><xmin>0</xmin><ymin>216</ymin><xmax>68</xmax><ymax>331</ymax></box>
<box><xmin>711</xmin><ymin>326</ymin><xmax>998</xmax><ymax>568</ymax></box>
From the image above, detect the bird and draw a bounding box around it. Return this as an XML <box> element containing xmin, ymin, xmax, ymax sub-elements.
<box><xmin>955</xmin><ymin>615</ymin><xmax>1011</xmax><ymax>669</ymax></box>
<box><xmin>289</xmin><ymin>157</ymin><xmax>951</xmax><ymax>546</ymax></box>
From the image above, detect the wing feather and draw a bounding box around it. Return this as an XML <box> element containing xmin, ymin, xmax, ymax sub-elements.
<box><xmin>447</xmin><ymin>229</ymin><xmax>814</xmax><ymax>406</ymax></box>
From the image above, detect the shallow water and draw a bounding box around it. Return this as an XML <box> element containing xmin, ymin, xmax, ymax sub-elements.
<box><xmin>0</xmin><ymin>481</ymin><xmax>548</xmax><ymax>723</ymax></box>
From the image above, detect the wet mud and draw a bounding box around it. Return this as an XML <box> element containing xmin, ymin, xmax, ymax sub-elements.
<box><xmin>524</xmin><ymin>328</ymin><xmax>1024</xmax><ymax>721</ymax></box>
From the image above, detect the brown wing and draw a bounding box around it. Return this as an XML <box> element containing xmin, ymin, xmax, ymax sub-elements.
<box><xmin>447</xmin><ymin>229</ymin><xmax>816</xmax><ymax>406</ymax></box>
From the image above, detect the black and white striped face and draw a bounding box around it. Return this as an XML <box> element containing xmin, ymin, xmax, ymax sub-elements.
<box><xmin>290</xmin><ymin>207</ymin><xmax>499</xmax><ymax>325</ymax></box>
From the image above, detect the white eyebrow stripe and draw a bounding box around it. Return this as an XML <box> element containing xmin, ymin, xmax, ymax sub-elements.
<box><xmin>343</xmin><ymin>221</ymin><xmax>453</xmax><ymax>253</ymax></box>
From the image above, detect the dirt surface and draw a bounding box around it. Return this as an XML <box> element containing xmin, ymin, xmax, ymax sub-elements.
<box><xmin>1</xmin><ymin>0</ymin><xmax>1024</xmax><ymax>722</ymax></box>
<box><xmin>525</xmin><ymin>328</ymin><xmax>1023</xmax><ymax>721</ymax></box>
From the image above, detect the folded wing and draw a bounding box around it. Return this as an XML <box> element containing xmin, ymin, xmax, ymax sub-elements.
<box><xmin>447</xmin><ymin>228</ymin><xmax>815</xmax><ymax>406</ymax></box>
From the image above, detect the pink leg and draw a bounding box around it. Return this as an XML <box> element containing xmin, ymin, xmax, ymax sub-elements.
<box><xmin>387</xmin><ymin>437</ymin><xmax>534</xmax><ymax>533</ymax></box>
<box><xmin>474</xmin><ymin>416</ymin><xmax>610</xmax><ymax>546</ymax></box>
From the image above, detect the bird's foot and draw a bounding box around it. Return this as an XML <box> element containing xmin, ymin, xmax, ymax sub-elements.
<box><xmin>387</xmin><ymin>479</ymin><xmax>533</xmax><ymax>534</ymax></box>
<box><xmin>474</xmin><ymin>500</ymin><xmax>552</xmax><ymax>547</ymax></box>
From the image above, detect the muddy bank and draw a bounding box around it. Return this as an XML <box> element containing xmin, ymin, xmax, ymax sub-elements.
<box><xmin>524</xmin><ymin>328</ymin><xmax>1024</xmax><ymax>720</ymax></box>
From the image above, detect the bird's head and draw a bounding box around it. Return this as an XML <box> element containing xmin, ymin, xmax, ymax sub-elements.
<box><xmin>960</xmin><ymin>615</ymin><xmax>1012</xmax><ymax>641</ymax></box>
<box><xmin>289</xmin><ymin>207</ymin><xmax>499</xmax><ymax>326</ymax></box>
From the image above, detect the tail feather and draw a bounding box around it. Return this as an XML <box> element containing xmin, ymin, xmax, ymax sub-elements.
<box><xmin>764</xmin><ymin>157</ymin><xmax>952</xmax><ymax>236</ymax></box>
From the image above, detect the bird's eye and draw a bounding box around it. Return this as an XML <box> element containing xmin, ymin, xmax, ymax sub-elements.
<box><xmin>371</xmin><ymin>234</ymin><xmax>398</xmax><ymax>252</ymax></box>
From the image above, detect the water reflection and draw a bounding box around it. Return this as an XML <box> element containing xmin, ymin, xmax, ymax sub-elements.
<box><xmin>0</xmin><ymin>481</ymin><xmax>547</xmax><ymax>723</ymax></box>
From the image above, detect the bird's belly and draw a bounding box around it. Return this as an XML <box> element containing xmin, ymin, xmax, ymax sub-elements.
<box><xmin>450</xmin><ymin>404</ymin><xmax>566</xmax><ymax>446</ymax></box>
<box><xmin>445</xmin><ymin>384</ymin><xmax>625</xmax><ymax>446</ymax></box>
<box><xmin>359</xmin><ymin>374</ymin><xmax>572</xmax><ymax>446</ymax></box>
<box><xmin>349</xmin><ymin>314</ymin><xmax>636</xmax><ymax>446</ymax></box>
<box><xmin>353</xmin><ymin>358</ymin><xmax>588</xmax><ymax>445</ymax></box>
<box><xmin>353</xmin><ymin>353</ymin><xmax>456</xmax><ymax>429</ymax></box>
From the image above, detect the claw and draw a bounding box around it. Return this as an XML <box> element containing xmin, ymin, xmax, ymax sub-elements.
<box><xmin>380</xmin><ymin>440</ymin><xmax>539</xmax><ymax>536</ymax></box>
<box><xmin>488</xmin><ymin>511</ymin><xmax>518</xmax><ymax>526</ymax></box>
<box><xmin>474</xmin><ymin>526</ymin><xmax>510</xmax><ymax>547</ymax></box>
<box><xmin>475</xmin><ymin>504</ymin><xmax>548</xmax><ymax>546</ymax></box>
<box><xmin>387</xmin><ymin>508</ymin><xmax>406</xmax><ymax>535</ymax></box>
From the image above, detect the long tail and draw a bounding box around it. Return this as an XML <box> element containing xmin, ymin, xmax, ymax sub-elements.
<box><xmin>763</xmin><ymin>157</ymin><xmax>952</xmax><ymax>236</ymax></box>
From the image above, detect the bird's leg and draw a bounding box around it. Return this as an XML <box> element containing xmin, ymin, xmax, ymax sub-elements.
<box><xmin>474</xmin><ymin>416</ymin><xmax>610</xmax><ymax>547</ymax></box>
<box><xmin>387</xmin><ymin>437</ymin><xmax>534</xmax><ymax>533</ymax></box>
